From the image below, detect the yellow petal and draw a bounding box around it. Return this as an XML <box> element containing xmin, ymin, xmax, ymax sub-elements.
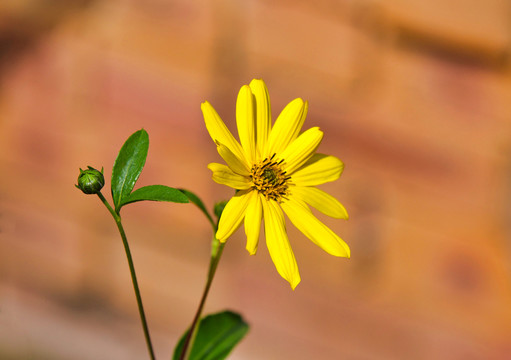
<box><xmin>291</xmin><ymin>186</ymin><xmax>348</xmax><ymax>219</ymax></box>
<box><xmin>279</xmin><ymin>127</ymin><xmax>323</xmax><ymax>174</ymax></box>
<box><xmin>266</xmin><ymin>99</ymin><xmax>307</xmax><ymax>157</ymax></box>
<box><xmin>244</xmin><ymin>191</ymin><xmax>262</xmax><ymax>255</ymax></box>
<box><xmin>262</xmin><ymin>199</ymin><xmax>301</xmax><ymax>290</ymax></box>
<box><xmin>236</xmin><ymin>85</ymin><xmax>256</xmax><ymax>163</ymax></box>
<box><xmin>201</xmin><ymin>101</ymin><xmax>250</xmax><ymax>167</ymax></box>
<box><xmin>216</xmin><ymin>189</ymin><xmax>253</xmax><ymax>242</ymax></box>
<box><xmin>216</xmin><ymin>142</ymin><xmax>250</xmax><ymax>176</ymax></box>
<box><xmin>281</xmin><ymin>197</ymin><xmax>350</xmax><ymax>258</ymax></box>
<box><xmin>291</xmin><ymin>154</ymin><xmax>344</xmax><ymax>186</ymax></box>
<box><xmin>207</xmin><ymin>163</ymin><xmax>252</xmax><ymax>190</ymax></box>
<box><xmin>249</xmin><ymin>79</ymin><xmax>271</xmax><ymax>157</ymax></box>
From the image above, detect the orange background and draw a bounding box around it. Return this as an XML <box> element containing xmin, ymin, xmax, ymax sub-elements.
<box><xmin>1</xmin><ymin>1</ymin><xmax>511</xmax><ymax>359</ymax></box>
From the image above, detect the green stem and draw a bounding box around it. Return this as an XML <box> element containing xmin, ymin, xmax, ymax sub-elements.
<box><xmin>179</xmin><ymin>232</ymin><xmax>225</xmax><ymax>360</ymax></box>
<box><xmin>97</xmin><ymin>192</ymin><xmax>156</xmax><ymax>360</ymax></box>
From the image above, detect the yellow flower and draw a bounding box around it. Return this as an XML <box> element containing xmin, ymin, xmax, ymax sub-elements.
<box><xmin>202</xmin><ymin>79</ymin><xmax>350</xmax><ymax>289</ymax></box>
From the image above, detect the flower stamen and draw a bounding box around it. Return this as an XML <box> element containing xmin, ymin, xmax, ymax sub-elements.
<box><xmin>250</xmin><ymin>154</ymin><xmax>290</xmax><ymax>201</ymax></box>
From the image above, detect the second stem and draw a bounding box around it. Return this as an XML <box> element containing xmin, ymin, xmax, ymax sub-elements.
<box><xmin>179</xmin><ymin>235</ymin><xmax>225</xmax><ymax>360</ymax></box>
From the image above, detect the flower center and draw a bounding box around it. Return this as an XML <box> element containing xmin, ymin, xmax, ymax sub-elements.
<box><xmin>250</xmin><ymin>154</ymin><xmax>291</xmax><ymax>201</ymax></box>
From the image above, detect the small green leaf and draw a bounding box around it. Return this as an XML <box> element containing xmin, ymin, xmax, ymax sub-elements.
<box><xmin>180</xmin><ymin>189</ymin><xmax>215</xmax><ymax>229</ymax></box>
<box><xmin>213</xmin><ymin>201</ymin><xmax>228</xmax><ymax>221</ymax></box>
<box><xmin>121</xmin><ymin>185</ymin><xmax>189</xmax><ymax>206</ymax></box>
<box><xmin>111</xmin><ymin>129</ymin><xmax>149</xmax><ymax>213</ymax></box>
<box><xmin>173</xmin><ymin>311</ymin><xmax>249</xmax><ymax>360</ymax></box>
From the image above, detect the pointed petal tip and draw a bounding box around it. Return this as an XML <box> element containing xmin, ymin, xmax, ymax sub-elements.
<box><xmin>292</xmin><ymin>97</ymin><xmax>304</xmax><ymax>106</ymax></box>
<box><xmin>290</xmin><ymin>277</ymin><xmax>301</xmax><ymax>290</ymax></box>
<box><xmin>237</xmin><ymin>85</ymin><xmax>253</xmax><ymax>101</ymax></box>
<box><xmin>246</xmin><ymin>247</ymin><xmax>257</xmax><ymax>256</ymax></box>
<box><xmin>343</xmin><ymin>245</ymin><xmax>351</xmax><ymax>259</ymax></box>
<box><xmin>334</xmin><ymin>205</ymin><xmax>349</xmax><ymax>220</ymax></box>
<box><xmin>310</xmin><ymin>126</ymin><xmax>321</xmax><ymax>132</ymax></box>
<box><xmin>249</xmin><ymin>78</ymin><xmax>266</xmax><ymax>87</ymax></box>
<box><xmin>333</xmin><ymin>244</ymin><xmax>351</xmax><ymax>258</ymax></box>
<box><xmin>329</xmin><ymin>244</ymin><xmax>350</xmax><ymax>258</ymax></box>
<box><xmin>215</xmin><ymin>233</ymin><xmax>228</xmax><ymax>243</ymax></box>
<box><xmin>237</xmin><ymin>85</ymin><xmax>253</xmax><ymax>102</ymax></box>
<box><xmin>215</xmin><ymin>231</ymin><xmax>229</xmax><ymax>243</ymax></box>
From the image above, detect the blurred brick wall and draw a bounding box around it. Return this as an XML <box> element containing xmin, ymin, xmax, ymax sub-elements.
<box><xmin>1</xmin><ymin>0</ymin><xmax>511</xmax><ymax>359</ymax></box>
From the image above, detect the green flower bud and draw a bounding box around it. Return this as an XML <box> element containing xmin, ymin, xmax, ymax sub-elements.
<box><xmin>76</xmin><ymin>166</ymin><xmax>105</xmax><ymax>194</ymax></box>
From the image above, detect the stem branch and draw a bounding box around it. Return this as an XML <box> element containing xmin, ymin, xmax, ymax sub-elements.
<box><xmin>97</xmin><ymin>192</ymin><xmax>156</xmax><ymax>360</ymax></box>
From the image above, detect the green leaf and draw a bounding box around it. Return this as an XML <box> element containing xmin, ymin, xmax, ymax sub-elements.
<box><xmin>179</xmin><ymin>189</ymin><xmax>215</xmax><ymax>229</ymax></box>
<box><xmin>121</xmin><ymin>185</ymin><xmax>189</xmax><ymax>206</ymax></box>
<box><xmin>173</xmin><ymin>311</ymin><xmax>249</xmax><ymax>360</ymax></box>
<box><xmin>213</xmin><ymin>201</ymin><xmax>228</xmax><ymax>221</ymax></box>
<box><xmin>111</xmin><ymin>129</ymin><xmax>149</xmax><ymax>213</ymax></box>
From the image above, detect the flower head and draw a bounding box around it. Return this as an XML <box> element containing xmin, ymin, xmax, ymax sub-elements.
<box><xmin>202</xmin><ymin>79</ymin><xmax>349</xmax><ymax>289</ymax></box>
